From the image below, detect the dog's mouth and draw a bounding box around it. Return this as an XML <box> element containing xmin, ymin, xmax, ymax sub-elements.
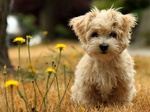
<box><xmin>100</xmin><ymin>51</ymin><xmax>108</xmax><ymax>54</ymax></box>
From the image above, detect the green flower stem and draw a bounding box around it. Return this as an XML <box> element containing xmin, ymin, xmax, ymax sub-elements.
<box><xmin>40</xmin><ymin>72</ymin><xmax>52</xmax><ymax>111</ymax></box>
<box><xmin>54</xmin><ymin>49</ymin><xmax>62</xmax><ymax>102</ymax></box>
<box><xmin>21</xmin><ymin>79</ymin><xmax>27</xmax><ymax>100</ymax></box>
<box><xmin>32</xmin><ymin>81</ymin><xmax>37</xmax><ymax>112</ymax></box>
<box><xmin>63</xmin><ymin>65</ymin><xmax>66</xmax><ymax>89</ymax></box>
<box><xmin>44</xmin><ymin>73</ymin><xmax>51</xmax><ymax>111</ymax></box>
<box><xmin>54</xmin><ymin>73</ymin><xmax>60</xmax><ymax>101</ymax></box>
<box><xmin>27</xmin><ymin>38</ymin><xmax>43</xmax><ymax>100</ymax></box>
<box><xmin>56</xmin><ymin>49</ymin><xmax>62</xmax><ymax>72</ymax></box>
<box><xmin>56</xmin><ymin>75</ymin><xmax>72</xmax><ymax>112</ymax></box>
<box><xmin>17</xmin><ymin>43</ymin><xmax>27</xmax><ymax>100</ymax></box>
<box><xmin>27</xmin><ymin>39</ymin><xmax>32</xmax><ymax>66</ymax></box>
<box><xmin>17</xmin><ymin>88</ymin><xmax>29</xmax><ymax>112</ymax></box>
<box><xmin>34</xmin><ymin>79</ymin><xmax>43</xmax><ymax>99</ymax></box>
<box><xmin>27</xmin><ymin>37</ymin><xmax>44</xmax><ymax>111</ymax></box>
<box><xmin>46</xmin><ymin>73</ymin><xmax>51</xmax><ymax>96</ymax></box>
<box><xmin>41</xmin><ymin>73</ymin><xmax>60</xmax><ymax>108</ymax></box>
<box><xmin>10</xmin><ymin>86</ymin><xmax>14</xmax><ymax>112</ymax></box>
<box><xmin>3</xmin><ymin>70</ymin><xmax>11</xmax><ymax>112</ymax></box>
<box><xmin>27</xmin><ymin>37</ymin><xmax>43</xmax><ymax>111</ymax></box>
<box><xmin>18</xmin><ymin>44</ymin><xmax>21</xmax><ymax>72</ymax></box>
<box><xmin>27</xmin><ymin>38</ymin><xmax>33</xmax><ymax>75</ymax></box>
<box><xmin>4</xmin><ymin>83</ymin><xmax>10</xmax><ymax>112</ymax></box>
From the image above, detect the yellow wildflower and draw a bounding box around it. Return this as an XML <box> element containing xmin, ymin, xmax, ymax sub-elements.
<box><xmin>55</xmin><ymin>43</ymin><xmax>66</xmax><ymax>51</ymax></box>
<box><xmin>71</xmin><ymin>53</ymin><xmax>77</xmax><ymax>59</ymax></box>
<box><xmin>45</xmin><ymin>68</ymin><xmax>56</xmax><ymax>73</ymax></box>
<box><xmin>13</xmin><ymin>37</ymin><xmax>25</xmax><ymax>43</ymax></box>
<box><xmin>5</xmin><ymin>80</ymin><xmax>19</xmax><ymax>87</ymax></box>
<box><xmin>29</xmin><ymin>68</ymin><xmax>39</xmax><ymax>74</ymax></box>
<box><xmin>3</xmin><ymin>65</ymin><xmax>7</xmax><ymax>75</ymax></box>
<box><xmin>42</xmin><ymin>31</ymin><xmax>48</xmax><ymax>36</ymax></box>
<box><xmin>4</xmin><ymin>65</ymin><xmax>6</xmax><ymax>69</ymax></box>
<box><xmin>64</xmin><ymin>61</ymin><xmax>69</xmax><ymax>67</ymax></box>
<box><xmin>26</xmin><ymin>35</ymin><xmax>33</xmax><ymax>39</ymax></box>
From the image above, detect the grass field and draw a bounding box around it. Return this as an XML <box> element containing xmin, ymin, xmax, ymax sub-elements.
<box><xmin>0</xmin><ymin>40</ymin><xmax>150</xmax><ymax>112</ymax></box>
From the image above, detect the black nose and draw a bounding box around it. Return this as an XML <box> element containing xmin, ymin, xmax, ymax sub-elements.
<box><xmin>99</xmin><ymin>44</ymin><xmax>108</xmax><ymax>52</ymax></box>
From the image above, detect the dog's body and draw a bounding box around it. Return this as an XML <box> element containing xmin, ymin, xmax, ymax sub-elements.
<box><xmin>69</xmin><ymin>7</ymin><xmax>136</xmax><ymax>106</ymax></box>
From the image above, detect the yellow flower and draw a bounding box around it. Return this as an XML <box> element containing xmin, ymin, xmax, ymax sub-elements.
<box><xmin>13</xmin><ymin>37</ymin><xmax>25</xmax><ymax>43</ymax></box>
<box><xmin>29</xmin><ymin>68</ymin><xmax>39</xmax><ymax>74</ymax></box>
<box><xmin>45</xmin><ymin>68</ymin><xmax>56</xmax><ymax>73</ymax></box>
<box><xmin>42</xmin><ymin>31</ymin><xmax>48</xmax><ymax>36</ymax></box>
<box><xmin>3</xmin><ymin>65</ymin><xmax>7</xmax><ymax>75</ymax></box>
<box><xmin>4</xmin><ymin>65</ymin><xmax>6</xmax><ymax>69</ymax></box>
<box><xmin>71</xmin><ymin>53</ymin><xmax>77</xmax><ymax>59</ymax></box>
<box><xmin>64</xmin><ymin>61</ymin><xmax>69</xmax><ymax>67</ymax></box>
<box><xmin>55</xmin><ymin>44</ymin><xmax>66</xmax><ymax>51</ymax></box>
<box><xmin>26</xmin><ymin>35</ymin><xmax>33</xmax><ymax>39</ymax></box>
<box><xmin>5</xmin><ymin>80</ymin><xmax>19</xmax><ymax>87</ymax></box>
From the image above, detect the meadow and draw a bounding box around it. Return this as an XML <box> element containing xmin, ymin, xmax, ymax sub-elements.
<box><xmin>0</xmin><ymin>39</ymin><xmax>150</xmax><ymax>112</ymax></box>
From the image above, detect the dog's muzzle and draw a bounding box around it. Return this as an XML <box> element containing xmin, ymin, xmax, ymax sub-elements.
<box><xmin>99</xmin><ymin>43</ymin><xmax>108</xmax><ymax>54</ymax></box>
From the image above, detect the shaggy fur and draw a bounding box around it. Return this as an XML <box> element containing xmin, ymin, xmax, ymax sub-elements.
<box><xmin>69</xmin><ymin>7</ymin><xmax>137</xmax><ymax>106</ymax></box>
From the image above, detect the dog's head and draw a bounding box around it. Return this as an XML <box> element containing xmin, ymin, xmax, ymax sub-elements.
<box><xmin>69</xmin><ymin>7</ymin><xmax>137</xmax><ymax>61</ymax></box>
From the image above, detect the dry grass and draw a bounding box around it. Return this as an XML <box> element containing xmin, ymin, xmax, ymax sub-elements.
<box><xmin>0</xmin><ymin>40</ymin><xmax>150</xmax><ymax>112</ymax></box>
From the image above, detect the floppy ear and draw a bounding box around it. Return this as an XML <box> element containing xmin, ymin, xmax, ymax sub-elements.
<box><xmin>69</xmin><ymin>8</ymin><xmax>98</xmax><ymax>44</ymax></box>
<box><xmin>69</xmin><ymin>15</ymin><xmax>87</xmax><ymax>43</ymax></box>
<box><xmin>122</xmin><ymin>14</ymin><xmax>137</xmax><ymax>33</ymax></box>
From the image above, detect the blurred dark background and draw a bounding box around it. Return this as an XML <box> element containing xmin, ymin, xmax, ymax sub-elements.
<box><xmin>0</xmin><ymin>0</ymin><xmax>150</xmax><ymax>70</ymax></box>
<box><xmin>7</xmin><ymin>0</ymin><xmax>150</xmax><ymax>45</ymax></box>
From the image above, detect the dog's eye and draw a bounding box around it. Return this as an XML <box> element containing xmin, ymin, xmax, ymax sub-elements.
<box><xmin>109</xmin><ymin>32</ymin><xmax>117</xmax><ymax>38</ymax></box>
<box><xmin>91</xmin><ymin>32</ymin><xmax>99</xmax><ymax>37</ymax></box>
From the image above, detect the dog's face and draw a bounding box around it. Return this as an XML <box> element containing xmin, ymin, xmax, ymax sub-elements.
<box><xmin>69</xmin><ymin>8</ymin><xmax>136</xmax><ymax>61</ymax></box>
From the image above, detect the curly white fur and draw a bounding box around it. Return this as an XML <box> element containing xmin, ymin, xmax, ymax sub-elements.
<box><xmin>69</xmin><ymin>7</ymin><xmax>137</xmax><ymax>106</ymax></box>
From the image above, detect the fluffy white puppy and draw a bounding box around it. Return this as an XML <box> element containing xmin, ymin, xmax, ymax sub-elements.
<box><xmin>69</xmin><ymin>7</ymin><xmax>137</xmax><ymax>106</ymax></box>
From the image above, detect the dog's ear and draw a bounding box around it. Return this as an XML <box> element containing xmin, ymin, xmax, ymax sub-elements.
<box><xmin>122</xmin><ymin>14</ymin><xmax>137</xmax><ymax>33</ymax></box>
<box><xmin>69</xmin><ymin>8</ymin><xmax>98</xmax><ymax>44</ymax></box>
<box><xmin>69</xmin><ymin>15</ymin><xmax>87</xmax><ymax>43</ymax></box>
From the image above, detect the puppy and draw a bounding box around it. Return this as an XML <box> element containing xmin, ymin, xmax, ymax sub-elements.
<box><xmin>69</xmin><ymin>7</ymin><xmax>136</xmax><ymax>106</ymax></box>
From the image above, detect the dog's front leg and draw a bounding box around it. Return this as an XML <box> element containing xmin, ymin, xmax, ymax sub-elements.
<box><xmin>109</xmin><ymin>79</ymin><xmax>136</xmax><ymax>105</ymax></box>
<box><xmin>71</xmin><ymin>81</ymin><xmax>100</xmax><ymax>106</ymax></box>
